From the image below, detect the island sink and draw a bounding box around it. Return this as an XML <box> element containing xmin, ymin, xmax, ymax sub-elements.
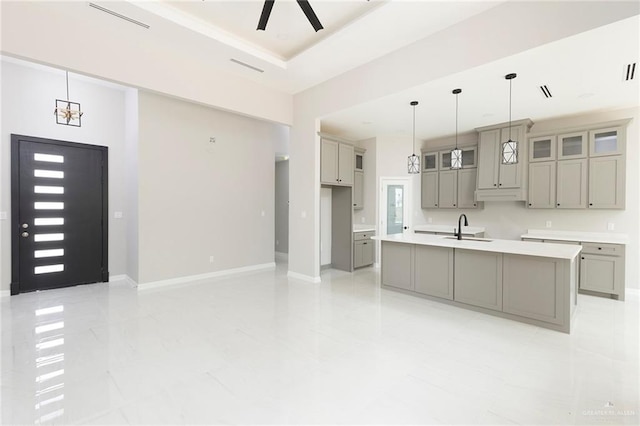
<box><xmin>443</xmin><ymin>236</ymin><xmax>493</xmax><ymax>242</ymax></box>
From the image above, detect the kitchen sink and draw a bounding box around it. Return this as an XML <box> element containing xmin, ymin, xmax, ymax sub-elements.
<box><xmin>443</xmin><ymin>236</ymin><xmax>493</xmax><ymax>242</ymax></box>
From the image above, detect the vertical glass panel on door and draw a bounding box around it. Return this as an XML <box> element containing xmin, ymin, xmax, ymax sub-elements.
<box><xmin>386</xmin><ymin>185</ymin><xmax>404</xmax><ymax>235</ymax></box>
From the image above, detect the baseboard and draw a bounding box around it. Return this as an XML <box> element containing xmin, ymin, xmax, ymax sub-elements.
<box><xmin>275</xmin><ymin>252</ymin><xmax>288</xmax><ymax>262</ymax></box>
<box><xmin>0</xmin><ymin>290</ymin><xmax>10</xmax><ymax>298</ymax></box>
<box><xmin>137</xmin><ymin>262</ymin><xmax>276</xmax><ymax>291</ymax></box>
<box><xmin>287</xmin><ymin>270</ymin><xmax>321</xmax><ymax>283</ymax></box>
<box><xmin>109</xmin><ymin>275</ymin><xmax>137</xmax><ymax>287</ymax></box>
<box><xmin>374</xmin><ymin>262</ymin><xmax>381</xmax><ymax>269</ymax></box>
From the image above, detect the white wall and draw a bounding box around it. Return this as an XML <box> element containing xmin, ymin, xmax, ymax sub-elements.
<box><xmin>136</xmin><ymin>91</ymin><xmax>287</xmax><ymax>284</ymax></box>
<box><xmin>411</xmin><ymin>107</ymin><xmax>639</xmax><ymax>290</ymax></box>
<box><xmin>0</xmin><ymin>58</ymin><xmax>128</xmax><ymax>293</ymax></box>
<box><xmin>275</xmin><ymin>160</ymin><xmax>289</xmax><ymax>254</ymax></box>
<box><xmin>123</xmin><ymin>88</ymin><xmax>139</xmax><ymax>282</ymax></box>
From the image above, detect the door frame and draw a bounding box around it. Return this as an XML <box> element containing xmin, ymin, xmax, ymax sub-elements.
<box><xmin>379</xmin><ymin>176</ymin><xmax>412</xmax><ymax>237</ymax></box>
<box><xmin>10</xmin><ymin>134</ymin><xmax>109</xmax><ymax>295</ymax></box>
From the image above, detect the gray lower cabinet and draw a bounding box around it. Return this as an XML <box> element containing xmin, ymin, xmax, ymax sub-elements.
<box><xmin>353</xmin><ymin>231</ymin><xmax>374</xmax><ymax>268</ymax></box>
<box><xmin>381</xmin><ymin>242</ymin><xmax>412</xmax><ymax>290</ymax></box>
<box><xmin>414</xmin><ymin>245</ymin><xmax>453</xmax><ymax>300</ymax></box>
<box><xmin>453</xmin><ymin>249</ymin><xmax>503</xmax><ymax>311</ymax></box>
<box><xmin>579</xmin><ymin>243</ymin><xmax>625</xmax><ymax>300</ymax></box>
<box><xmin>503</xmin><ymin>254</ymin><xmax>565</xmax><ymax>325</ymax></box>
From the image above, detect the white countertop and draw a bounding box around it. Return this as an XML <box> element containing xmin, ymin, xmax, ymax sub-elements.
<box><xmin>521</xmin><ymin>229</ymin><xmax>629</xmax><ymax>245</ymax></box>
<box><xmin>354</xmin><ymin>224</ymin><xmax>376</xmax><ymax>233</ymax></box>
<box><xmin>413</xmin><ymin>224</ymin><xmax>486</xmax><ymax>235</ymax></box>
<box><xmin>373</xmin><ymin>233</ymin><xmax>581</xmax><ymax>260</ymax></box>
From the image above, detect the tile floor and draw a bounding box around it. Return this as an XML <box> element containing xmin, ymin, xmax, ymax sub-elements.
<box><xmin>1</xmin><ymin>262</ymin><xmax>638</xmax><ymax>425</ymax></box>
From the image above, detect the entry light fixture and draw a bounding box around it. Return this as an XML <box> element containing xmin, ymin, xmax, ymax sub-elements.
<box><xmin>407</xmin><ymin>101</ymin><xmax>420</xmax><ymax>174</ymax></box>
<box><xmin>54</xmin><ymin>71</ymin><xmax>83</xmax><ymax>127</ymax></box>
<box><xmin>502</xmin><ymin>73</ymin><xmax>518</xmax><ymax>164</ymax></box>
<box><xmin>450</xmin><ymin>89</ymin><xmax>462</xmax><ymax>169</ymax></box>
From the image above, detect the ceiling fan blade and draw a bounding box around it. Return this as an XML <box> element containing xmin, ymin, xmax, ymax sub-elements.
<box><xmin>296</xmin><ymin>0</ymin><xmax>323</xmax><ymax>32</ymax></box>
<box><xmin>257</xmin><ymin>0</ymin><xmax>275</xmax><ymax>31</ymax></box>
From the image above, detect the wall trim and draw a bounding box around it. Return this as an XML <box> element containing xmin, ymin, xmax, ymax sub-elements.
<box><xmin>109</xmin><ymin>275</ymin><xmax>137</xmax><ymax>287</ymax></box>
<box><xmin>137</xmin><ymin>262</ymin><xmax>276</xmax><ymax>291</ymax></box>
<box><xmin>275</xmin><ymin>252</ymin><xmax>288</xmax><ymax>262</ymax></box>
<box><xmin>287</xmin><ymin>270</ymin><xmax>321</xmax><ymax>283</ymax></box>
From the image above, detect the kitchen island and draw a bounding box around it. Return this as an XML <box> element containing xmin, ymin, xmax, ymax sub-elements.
<box><xmin>373</xmin><ymin>233</ymin><xmax>582</xmax><ymax>333</ymax></box>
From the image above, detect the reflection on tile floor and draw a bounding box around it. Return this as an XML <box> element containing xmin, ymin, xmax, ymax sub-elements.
<box><xmin>1</xmin><ymin>262</ymin><xmax>638</xmax><ymax>424</ymax></box>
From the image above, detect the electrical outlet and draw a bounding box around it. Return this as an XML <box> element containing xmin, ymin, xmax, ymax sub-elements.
<box><xmin>0</xmin><ymin>212</ymin><xmax>7</xmax><ymax>220</ymax></box>
<box><xmin>209</xmin><ymin>137</ymin><xmax>216</xmax><ymax>143</ymax></box>
<box><xmin>546</xmin><ymin>221</ymin><xmax>552</xmax><ymax>228</ymax></box>
<box><xmin>114</xmin><ymin>211</ymin><xmax>123</xmax><ymax>219</ymax></box>
<box><xmin>607</xmin><ymin>222</ymin><xmax>615</xmax><ymax>231</ymax></box>
<box><xmin>209</xmin><ymin>256</ymin><xmax>214</xmax><ymax>263</ymax></box>
<box><xmin>276</xmin><ymin>240</ymin><xmax>279</xmax><ymax>246</ymax></box>
<box><xmin>301</xmin><ymin>211</ymin><xmax>307</xmax><ymax>218</ymax></box>
<box><xmin>361</xmin><ymin>217</ymin><xmax>365</xmax><ymax>224</ymax></box>
<box><xmin>261</xmin><ymin>210</ymin><xmax>265</xmax><ymax>217</ymax></box>
<box><xmin>428</xmin><ymin>217</ymin><xmax>433</xmax><ymax>224</ymax></box>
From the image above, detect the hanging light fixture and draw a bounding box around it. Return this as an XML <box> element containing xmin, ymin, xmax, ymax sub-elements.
<box><xmin>407</xmin><ymin>101</ymin><xmax>420</xmax><ymax>174</ymax></box>
<box><xmin>54</xmin><ymin>71</ymin><xmax>83</xmax><ymax>127</ymax></box>
<box><xmin>502</xmin><ymin>73</ymin><xmax>518</xmax><ymax>164</ymax></box>
<box><xmin>450</xmin><ymin>88</ymin><xmax>462</xmax><ymax>169</ymax></box>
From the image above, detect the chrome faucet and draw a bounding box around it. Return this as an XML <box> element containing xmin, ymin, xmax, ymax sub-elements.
<box><xmin>456</xmin><ymin>214</ymin><xmax>468</xmax><ymax>240</ymax></box>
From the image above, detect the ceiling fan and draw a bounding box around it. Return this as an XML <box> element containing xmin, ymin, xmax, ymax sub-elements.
<box><xmin>257</xmin><ymin>0</ymin><xmax>323</xmax><ymax>32</ymax></box>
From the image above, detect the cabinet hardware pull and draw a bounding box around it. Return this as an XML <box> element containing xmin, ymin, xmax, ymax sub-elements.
<box><xmin>581</xmin><ymin>257</ymin><xmax>585</xmax><ymax>260</ymax></box>
<box><xmin>589</xmin><ymin>203</ymin><xmax>593</xmax><ymax>206</ymax></box>
<box><xmin>493</xmin><ymin>184</ymin><xmax>497</xmax><ymax>187</ymax></box>
<box><xmin>598</xmin><ymin>247</ymin><xmax>602</xmax><ymax>250</ymax></box>
<box><xmin>557</xmin><ymin>204</ymin><xmax>560</xmax><ymax>206</ymax></box>
<box><xmin>528</xmin><ymin>203</ymin><xmax>532</xmax><ymax>206</ymax></box>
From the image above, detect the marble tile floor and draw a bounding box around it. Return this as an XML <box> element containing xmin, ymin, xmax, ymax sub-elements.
<box><xmin>1</xmin><ymin>262</ymin><xmax>638</xmax><ymax>425</ymax></box>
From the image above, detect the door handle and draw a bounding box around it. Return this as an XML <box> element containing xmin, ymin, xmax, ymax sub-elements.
<box><xmin>403</xmin><ymin>226</ymin><xmax>408</xmax><ymax>230</ymax></box>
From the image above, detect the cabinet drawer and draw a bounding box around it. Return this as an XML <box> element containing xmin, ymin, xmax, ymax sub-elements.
<box><xmin>580</xmin><ymin>242</ymin><xmax>621</xmax><ymax>256</ymax></box>
<box><xmin>354</xmin><ymin>231</ymin><xmax>373</xmax><ymax>241</ymax></box>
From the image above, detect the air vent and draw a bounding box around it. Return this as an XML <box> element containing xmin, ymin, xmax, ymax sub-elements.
<box><xmin>88</xmin><ymin>3</ymin><xmax>150</xmax><ymax>29</ymax></box>
<box><xmin>230</xmin><ymin>59</ymin><xmax>264</xmax><ymax>73</ymax></box>
<box><xmin>539</xmin><ymin>85</ymin><xmax>552</xmax><ymax>98</ymax></box>
<box><xmin>624</xmin><ymin>63</ymin><xmax>636</xmax><ymax>81</ymax></box>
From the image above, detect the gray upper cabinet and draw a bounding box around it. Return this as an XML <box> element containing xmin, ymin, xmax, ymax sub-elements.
<box><xmin>589</xmin><ymin>126</ymin><xmax>625</xmax><ymax>157</ymax></box>
<box><xmin>556</xmin><ymin>158</ymin><xmax>587</xmax><ymax>208</ymax></box>
<box><xmin>422</xmin><ymin>151</ymin><xmax>438</xmax><ymax>172</ymax></box>
<box><xmin>457</xmin><ymin>168</ymin><xmax>478</xmax><ymax>208</ymax></box>
<box><xmin>557</xmin><ymin>131</ymin><xmax>587</xmax><ymax>160</ymax></box>
<box><xmin>477</xmin><ymin>129</ymin><xmax>500</xmax><ymax>190</ymax></box>
<box><xmin>528</xmin><ymin>161</ymin><xmax>556</xmax><ymax>209</ymax></box>
<box><xmin>589</xmin><ymin>156</ymin><xmax>625</xmax><ymax>209</ymax></box>
<box><xmin>421</xmin><ymin>172</ymin><xmax>439</xmax><ymax>208</ymax></box>
<box><xmin>353</xmin><ymin>170</ymin><xmax>364</xmax><ymax>209</ymax></box>
<box><xmin>529</xmin><ymin>135</ymin><xmax>556</xmax><ymax>162</ymax></box>
<box><xmin>320</xmin><ymin>139</ymin><xmax>354</xmax><ymax>186</ymax></box>
<box><xmin>461</xmin><ymin>146</ymin><xmax>477</xmax><ymax>168</ymax></box>
<box><xmin>354</xmin><ymin>148</ymin><xmax>365</xmax><ymax>172</ymax></box>
<box><xmin>438</xmin><ymin>170</ymin><xmax>458</xmax><ymax>208</ymax></box>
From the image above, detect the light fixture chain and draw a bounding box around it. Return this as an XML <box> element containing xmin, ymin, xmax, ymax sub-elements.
<box><xmin>509</xmin><ymin>77</ymin><xmax>512</xmax><ymax>141</ymax></box>
<box><xmin>412</xmin><ymin>103</ymin><xmax>416</xmax><ymax>155</ymax></box>
<box><xmin>455</xmin><ymin>92</ymin><xmax>459</xmax><ymax>149</ymax></box>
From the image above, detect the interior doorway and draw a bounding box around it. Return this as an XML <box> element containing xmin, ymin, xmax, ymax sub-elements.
<box><xmin>379</xmin><ymin>177</ymin><xmax>412</xmax><ymax>237</ymax></box>
<box><xmin>11</xmin><ymin>134</ymin><xmax>108</xmax><ymax>295</ymax></box>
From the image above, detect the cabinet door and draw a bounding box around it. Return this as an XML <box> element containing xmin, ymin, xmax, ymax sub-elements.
<box><xmin>422</xmin><ymin>151</ymin><xmax>438</xmax><ymax>172</ymax></box>
<box><xmin>414</xmin><ymin>245</ymin><xmax>453</xmax><ymax>300</ymax></box>
<box><xmin>440</xmin><ymin>151</ymin><xmax>452</xmax><ymax>169</ymax></box>
<box><xmin>362</xmin><ymin>240</ymin><xmax>374</xmax><ymax>266</ymax></box>
<box><xmin>421</xmin><ymin>172</ymin><xmax>439</xmax><ymax>208</ymax></box>
<box><xmin>557</xmin><ymin>131</ymin><xmax>587</xmax><ymax>159</ymax></box>
<box><xmin>503</xmin><ymin>254</ymin><xmax>564</xmax><ymax>325</ymax></box>
<box><xmin>457</xmin><ymin>168</ymin><xmax>478</xmax><ymax>208</ymax></box>
<box><xmin>528</xmin><ymin>161</ymin><xmax>556</xmax><ymax>208</ymax></box>
<box><xmin>580</xmin><ymin>254</ymin><xmax>622</xmax><ymax>295</ymax></box>
<box><xmin>354</xmin><ymin>241</ymin><xmax>364</xmax><ymax>268</ymax></box>
<box><xmin>381</xmin><ymin>242</ymin><xmax>412</xmax><ymax>290</ymax></box>
<box><xmin>438</xmin><ymin>170</ymin><xmax>458</xmax><ymax>208</ymax></box>
<box><xmin>588</xmin><ymin>156</ymin><xmax>625</xmax><ymax>209</ymax></box>
<box><xmin>556</xmin><ymin>159</ymin><xmax>587</xmax><ymax>208</ymax></box>
<box><xmin>498</xmin><ymin>126</ymin><xmax>523</xmax><ymax>188</ymax></box>
<box><xmin>338</xmin><ymin>143</ymin><xmax>354</xmax><ymax>185</ymax></box>
<box><xmin>355</xmin><ymin>150</ymin><xmax>364</xmax><ymax>171</ymax></box>
<box><xmin>353</xmin><ymin>170</ymin><xmax>364</xmax><ymax>209</ymax></box>
<box><xmin>529</xmin><ymin>135</ymin><xmax>556</xmax><ymax>162</ymax></box>
<box><xmin>589</xmin><ymin>127</ymin><xmax>624</xmax><ymax>157</ymax></box>
<box><xmin>477</xmin><ymin>130</ymin><xmax>500</xmax><ymax>189</ymax></box>
<box><xmin>320</xmin><ymin>139</ymin><xmax>339</xmax><ymax>184</ymax></box>
<box><xmin>454</xmin><ymin>249</ymin><xmax>503</xmax><ymax>311</ymax></box>
<box><xmin>461</xmin><ymin>146</ymin><xmax>477</xmax><ymax>169</ymax></box>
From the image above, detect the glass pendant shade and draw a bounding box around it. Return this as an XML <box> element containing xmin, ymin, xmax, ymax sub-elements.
<box><xmin>451</xmin><ymin>148</ymin><xmax>462</xmax><ymax>169</ymax></box>
<box><xmin>408</xmin><ymin>153</ymin><xmax>420</xmax><ymax>174</ymax></box>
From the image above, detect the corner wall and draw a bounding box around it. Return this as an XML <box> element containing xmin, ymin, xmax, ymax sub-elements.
<box><xmin>136</xmin><ymin>91</ymin><xmax>286</xmax><ymax>284</ymax></box>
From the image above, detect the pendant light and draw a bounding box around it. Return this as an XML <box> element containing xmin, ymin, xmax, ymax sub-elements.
<box><xmin>407</xmin><ymin>101</ymin><xmax>420</xmax><ymax>174</ymax></box>
<box><xmin>54</xmin><ymin>71</ymin><xmax>83</xmax><ymax>127</ymax></box>
<box><xmin>450</xmin><ymin>88</ymin><xmax>462</xmax><ymax>169</ymax></box>
<box><xmin>502</xmin><ymin>73</ymin><xmax>518</xmax><ymax>164</ymax></box>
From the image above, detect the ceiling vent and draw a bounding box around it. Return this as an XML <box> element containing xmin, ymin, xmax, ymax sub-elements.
<box><xmin>624</xmin><ymin>63</ymin><xmax>636</xmax><ymax>81</ymax></box>
<box><xmin>539</xmin><ymin>85</ymin><xmax>552</xmax><ymax>98</ymax></box>
<box><xmin>88</xmin><ymin>3</ymin><xmax>150</xmax><ymax>29</ymax></box>
<box><xmin>230</xmin><ymin>59</ymin><xmax>265</xmax><ymax>73</ymax></box>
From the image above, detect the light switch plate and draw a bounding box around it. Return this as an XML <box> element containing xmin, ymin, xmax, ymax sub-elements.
<box><xmin>0</xmin><ymin>212</ymin><xmax>7</xmax><ymax>220</ymax></box>
<box><xmin>301</xmin><ymin>211</ymin><xmax>307</xmax><ymax>218</ymax></box>
<box><xmin>607</xmin><ymin>222</ymin><xmax>615</xmax><ymax>231</ymax></box>
<box><xmin>545</xmin><ymin>220</ymin><xmax>552</xmax><ymax>228</ymax></box>
<box><xmin>114</xmin><ymin>211</ymin><xmax>123</xmax><ymax>219</ymax></box>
